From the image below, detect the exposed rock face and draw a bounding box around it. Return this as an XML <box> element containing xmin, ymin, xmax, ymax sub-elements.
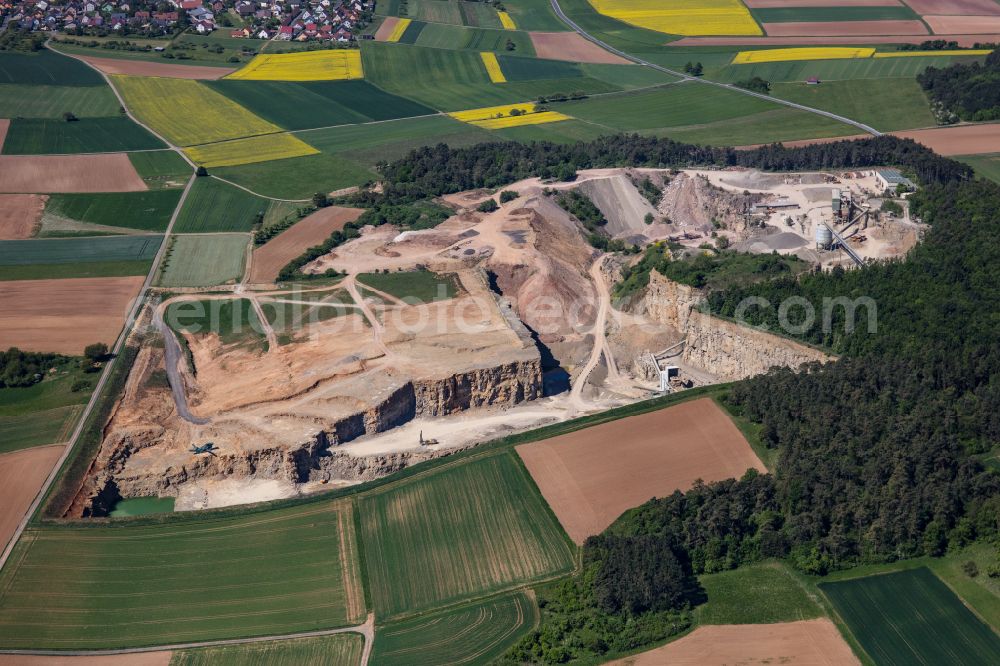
<box><xmin>681</xmin><ymin>311</ymin><xmax>834</xmax><ymax>380</ymax></box>
<box><xmin>639</xmin><ymin>269</ymin><xmax>834</xmax><ymax>380</ymax></box>
<box><xmin>415</xmin><ymin>361</ymin><xmax>541</xmax><ymax>416</ymax></box>
<box><xmin>658</xmin><ymin>172</ymin><xmax>761</xmax><ymax>233</ymax></box>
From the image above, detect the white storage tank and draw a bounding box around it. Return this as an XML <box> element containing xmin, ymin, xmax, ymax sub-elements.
<box><xmin>816</xmin><ymin>224</ymin><xmax>833</xmax><ymax>249</ymax></box>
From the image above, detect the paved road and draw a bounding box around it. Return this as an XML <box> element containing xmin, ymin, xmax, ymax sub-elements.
<box><xmin>547</xmin><ymin>0</ymin><xmax>883</xmax><ymax>137</ymax></box>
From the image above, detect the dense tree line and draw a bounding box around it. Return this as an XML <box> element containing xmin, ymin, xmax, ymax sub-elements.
<box><xmin>918</xmin><ymin>49</ymin><xmax>1000</xmax><ymax>121</ymax></box>
<box><xmin>0</xmin><ymin>348</ymin><xmax>67</xmax><ymax>388</ymax></box>
<box><xmin>375</xmin><ymin>135</ymin><xmax>970</xmax><ymax>201</ymax></box>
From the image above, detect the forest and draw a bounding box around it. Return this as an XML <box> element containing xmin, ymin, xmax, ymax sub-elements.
<box><xmin>918</xmin><ymin>48</ymin><xmax>1000</xmax><ymax>121</ymax></box>
<box><xmin>0</xmin><ymin>348</ymin><xmax>66</xmax><ymax>388</ymax></box>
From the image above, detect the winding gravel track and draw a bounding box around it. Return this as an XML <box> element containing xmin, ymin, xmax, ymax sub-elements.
<box><xmin>547</xmin><ymin>0</ymin><xmax>883</xmax><ymax>137</ymax></box>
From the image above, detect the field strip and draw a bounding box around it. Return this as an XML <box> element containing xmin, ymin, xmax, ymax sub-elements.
<box><xmin>0</xmin><ymin>614</ymin><xmax>374</xmax><ymax>657</ymax></box>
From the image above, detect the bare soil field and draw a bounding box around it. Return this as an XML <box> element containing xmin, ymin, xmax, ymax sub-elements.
<box><xmin>0</xmin><ymin>155</ymin><xmax>147</xmax><ymax>193</ymax></box>
<box><xmin>905</xmin><ymin>0</ymin><xmax>1000</xmax><ymax>15</ymax></box>
<box><xmin>671</xmin><ymin>34</ymin><xmax>1000</xmax><ymax>45</ymax></box>
<box><xmin>0</xmin><ymin>276</ymin><xmax>145</xmax><ymax>353</ymax></box>
<box><xmin>748</xmin><ymin>0</ymin><xmax>900</xmax><ymax>5</ymax></box>
<box><xmin>0</xmin><ymin>194</ymin><xmax>46</xmax><ymax>239</ymax></box>
<box><xmin>609</xmin><ymin>619</ymin><xmax>860</xmax><ymax>666</ymax></box>
<box><xmin>0</xmin><ymin>655</ymin><xmax>171</xmax><ymax>666</ymax></box>
<box><xmin>762</xmin><ymin>20</ymin><xmax>928</xmax><ymax>36</ymax></box>
<box><xmin>924</xmin><ymin>15</ymin><xmax>1000</xmax><ymax>33</ymax></box>
<box><xmin>894</xmin><ymin>123</ymin><xmax>1000</xmax><ymax>155</ymax></box>
<box><xmin>529</xmin><ymin>32</ymin><xmax>631</xmax><ymax>64</ymax></box>
<box><xmin>250</xmin><ymin>206</ymin><xmax>363</xmax><ymax>283</ymax></box>
<box><xmin>78</xmin><ymin>54</ymin><xmax>235</xmax><ymax>79</ymax></box>
<box><xmin>0</xmin><ymin>118</ymin><xmax>8</xmax><ymax>151</ymax></box>
<box><xmin>375</xmin><ymin>16</ymin><xmax>402</xmax><ymax>41</ymax></box>
<box><xmin>516</xmin><ymin>397</ymin><xmax>765</xmax><ymax>544</ymax></box>
<box><xmin>0</xmin><ymin>445</ymin><xmax>64</xmax><ymax>552</ymax></box>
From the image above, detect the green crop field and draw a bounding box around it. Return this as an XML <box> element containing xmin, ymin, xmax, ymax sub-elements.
<box><xmin>398</xmin><ymin>20</ymin><xmax>427</xmax><ymax>44</ymax></box>
<box><xmin>44</xmin><ymin>190</ymin><xmax>183</xmax><ymax>233</ymax></box>
<box><xmin>359</xmin><ymin>450</ymin><xmax>575</xmax><ymax>619</ymax></box>
<box><xmin>0</xmin><ymin>235</ymin><xmax>162</xmax><ymax>266</ymax></box>
<box><xmin>170</xmin><ymin>633</ymin><xmax>363</xmax><ymax>665</ymax></box>
<box><xmin>0</xmin><ymin>499</ymin><xmax>366</xmax><ymax>649</ymax></box>
<box><xmin>959</xmin><ymin>153</ymin><xmax>1000</xmax><ymax>184</ymax></box>
<box><xmin>361</xmin><ymin>42</ymin><xmax>618</xmax><ymax>111</ymax></box>
<box><xmin>496</xmin><ymin>54</ymin><xmax>584</xmax><ymax>81</ymax></box>
<box><xmin>128</xmin><ymin>150</ymin><xmax>192</xmax><ymax>189</ymax></box>
<box><xmin>166</xmin><ymin>297</ymin><xmax>266</xmax><ymax>346</ymax></box>
<box><xmin>212</xmin><ymin>153</ymin><xmax>375</xmax><ymax>200</ymax></box>
<box><xmin>372</xmin><ymin>592</ymin><xmax>538</xmax><ymax>665</ymax></box>
<box><xmin>0</xmin><ymin>49</ymin><xmax>106</xmax><ymax>86</ymax></box>
<box><xmin>173</xmin><ymin>178</ymin><xmax>275</xmax><ymax>233</ymax></box>
<box><xmin>157</xmin><ymin>233</ymin><xmax>249</xmax><ymax>287</ymax></box>
<box><xmin>0</xmin><ymin>406</ymin><xmax>82</xmax><ymax>454</ymax></box>
<box><xmin>493</xmin><ymin>118</ymin><xmax>610</xmax><ymax>144</ymax></box>
<box><xmin>411</xmin><ymin>24</ymin><xmax>535</xmax><ymax>55</ymax></box>
<box><xmin>0</xmin><ymin>84</ymin><xmax>120</xmax><ymax>118</ymax></box>
<box><xmin>751</xmin><ymin>6</ymin><xmax>917</xmax><ymax>23</ymax></box>
<box><xmin>820</xmin><ymin>568</ymin><xmax>1000</xmax><ymax>665</ymax></box>
<box><xmin>649</xmin><ymin>106</ymin><xmax>853</xmax><ymax>147</ymax></box>
<box><xmin>580</xmin><ymin>64</ymin><xmax>678</xmax><ymax>89</ymax></box>
<box><xmin>304</xmin><ymin>116</ymin><xmax>491</xmax><ymax>166</ymax></box>
<box><xmin>0</xmin><ymin>367</ymin><xmax>93</xmax><ymax>454</ymax></box>
<box><xmin>1</xmin><ymin>117</ymin><xmax>164</xmax><ymax>155</ymax></box>
<box><xmin>0</xmin><ymin>260</ymin><xmax>154</xmax><ymax>281</ymax></box>
<box><xmin>357</xmin><ymin>270</ymin><xmax>459</xmax><ymax>302</ymax></box>
<box><xmin>714</xmin><ymin>55</ymin><xmax>976</xmax><ymax>85</ymax></box>
<box><xmin>771</xmin><ymin>79</ymin><xmax>935</xmax><ymax>132</ymax></box>
<box><xmin>207</xmin><ymin>80</ymin><xmax>434</xmax><ymax>132</ymax></box>
<box><xmin>501</xmin><ymin>0</ymin><xmax>566</xmax><ymax>31</ymax></box>
<box><xmin>697</xmin><ymin>561</ymin><xmax>823</xmax><ymax>625</ymax></box>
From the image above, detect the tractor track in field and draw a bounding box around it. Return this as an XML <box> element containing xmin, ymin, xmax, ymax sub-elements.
<box><xmin>547</xmin><ymin>0</ymin><xmax>883</xmax><ymax>137</ymax></box>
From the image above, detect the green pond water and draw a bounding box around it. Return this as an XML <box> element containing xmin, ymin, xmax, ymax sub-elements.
<box><xmin>109</xmin><ymin>496</ymin><xmax>175</xmax><ymax>517</ymax></box>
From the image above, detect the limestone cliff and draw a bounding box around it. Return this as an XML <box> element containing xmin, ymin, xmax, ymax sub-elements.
<box><xmin>639</xmin><ymin>269</ymin><xmax>703</xmax><ymax>333</ymax></box>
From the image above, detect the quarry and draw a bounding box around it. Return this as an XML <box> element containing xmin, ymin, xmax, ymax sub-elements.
<box><xmin>67</xmin><ymin>165</ymin><xmax>914</xmax><ymax>517</ymax></box>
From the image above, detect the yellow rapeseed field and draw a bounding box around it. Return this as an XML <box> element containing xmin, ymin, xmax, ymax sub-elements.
<box><xmin>386</xmin><ymin>18</ymin><xmax>411</xmax><ymax>42</ymax></box>
<box><xmin>874</xmin><ymin>49</ymin><xmax>992</xmax><ymax>58</ymax></box>
<box><xmin>226</xmin><ymin>50</ymin><xmax>363</xmax><ymax>81</ymax></box>
<box><xmin>449</xmin><ymin>103</ymin><xmax>570</xmax><ymax>129</ymax></box>
<box><xmin>733</xmin><ymin>47</ymin><xmax>875</xmax><ymax>64</ymax></box>
<box><xmin>112</xmin><ymin>75</ymin><xmax>280</xmax><ymax>146</ymax></box>
<box><xmin>184</xmin><ymin>134</ymin><xmax>319</xmax><ymax>168</ymax></box>
<box><xmin>480</xmin><ymin>52</ymin><xmax>507</xmax><ymax>84</ymax></box>
<box><xmin>498</xmin><ymin>11</ymin><xmax>517</xmax><ymax>30</ymax></box>
<box><xmin>589</xmin><ymin>0</ymin><xmax>761</xmax><ymax>36</ymax></box>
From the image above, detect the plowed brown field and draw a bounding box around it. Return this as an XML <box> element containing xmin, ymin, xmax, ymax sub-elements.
<box><xmin>672</xmin><ymin>34</ymin><xmax>1000</xmax><ymax>45</ymax></box>
<box><xmin>0</xmin><ymin>445</ymin><xmax>64</xmax><ymax>552</ymax></box>
<box><xmin>895</xmin><ymin>123</ymin><xmax>1000</xmax><ymax>155</ymax></box>
<box><xmin>748</xmin><ymin>0</ymin><xmax>899</xmax><ymax>5</ymax></box>
<box><xmin>0</xmin><ymin>119</ymin><xmax>9</xmax><ymax>151</ymax></box>
<box><xmin>763</xmin><ymin>20</ymin><xmax>928</xmax><ymax>36</ymax></box>
<box><xmin>0</xmin><ymin>276</ymin><xmax>145</xmax><ymax>353</ymax></box>
<box><xmin>375</xmin><ymin>16</ymin><xmax>402</xmax><ymax>41</ymax></box>
<box><xmin>78</xmin><ymin>54</ymin><xmax>235</xmax><ymax>79</ymax></box>
<box><xmin>0</xmin><ymin>155</ymin><xmax>146</xmax><ymax>193</ymax></box>
<box><xmin>0</xmin><ymin>654</ymin><xmax>171</xmax><ymax>665</ymax></box>
<box><xmin>905</xmin><ymin>0</ymin><xmax>1000</xmax><ymax>15</ymax></box>
<box><xmin>517</xmin><ymin>397</ymin><xmax>765</xmax><ymax>544</ymax></box>
<box><xmin>529</xmin><ymin>32</ymin><xmax>632</xmax><ymax>64</ymax></box>
<box><xmin>250</xmin><ymin>206</ymin><xmax>363</xmax><ymax>283</ymax></box>
<box><xmin>924</xmin><ymin>15</ymin><xmax>1000</xmax><ymax>33</ymax></box>
<box><xmin>0</xmin><ymin>194</ymin><xmax>46</xmax><ymax>239</ymax></box>
<box><xmin>609</xmin><ymin>619</ymin><xmax>860</xmax><ymax>666</ymax></box>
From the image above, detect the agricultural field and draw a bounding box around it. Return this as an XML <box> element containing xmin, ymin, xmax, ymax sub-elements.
<box><xmin>184</xmin><ymin>133</ymin><xmax>319</xmax><ymax>168</ymax></box>
<box><xmin>732</xmin><ymin>47</ymin><xmax>875</xmax><ymax>64</ymax></box>
<box><xmin>495</xmin><ymin>54</ymin><xmax>586</xmax><ymax>81</ymax></box>
<box><xmin>0</xmin><ymin>154</ymin><xmax>147</xmax><ymax>194</ymax></box>
<box><xmin>750</xmin><ymin>6</ymin><xmax>919</xmax><ymax>24</ymax></box>
<box><xmin>481</xmin><ymin>51</ymin><xmax>507</xmax><ymax>83</ymax></box>
<box><xmin>502</xmin><ymin>0</ymin><xmax>566</xmax><ymax>31</ymax></box>
<box><xmin>820</xmin><ymin>568</ymin><xmax>1000</xmax><ymax>664</ymax></box>
<box><xmin>0</xmin><ymin>234</ymin><xmax>161</xmax><ymax>280</ymax></box>
<box><xmin>0</xmin><ymin>446</ymin><xmax>65</xmax><ymax>553</ymax></box>
<box><xmin>896</xmin><ymin>123</ymin><xmax>1000</xmax><ymax>156</ymax></box>
<box><xmin>0</xmin><ymin>276</ymin><xmax>145</xmax><ymax>352</ymax></box>
<box><xmin>41</xmin><ymin>190</ymin><xmax>183</xmax><ymax>234</ymax></box>
<box><xmin>156</xmin><ymin>233</ymin><xmax>249</xmax><ymax>287</ymax></box>
<box><xmin>517</xmin><ymin>397</ymin><xmax>766</xmax><ymax>543</ymax></box>
<box><xmin>449</xmin><ymin>102</ymin><xmax>571</xmax><ymax>129</ymax></box>
<box><xmin>371</xmin><ymin>592</ymin><xmax>538</xmax><ymax>665</ymax></box>
<box><xmin>0</xmin><ymin>83</ymin><xmax>119</xmax><ymax>118</ymax></box>
<box><xmin>359</xmin><ymin>450</ymin><xmax>575</xmax><ymax>618</ymax></box>
<box><xmin>0</xmin><ymin>194</ymin><xmax>45</xmax><ymax>239</ymax></box>
<box><xmin>714</xmin><ymin>52</ymin><xmax>986</xmax><ymax>84</ymax></box>
<box><xmin>651</xmin><ymin>106</ymin><xmax>853</xmax><ymax>147</ymax></box>
<box><xmin>492</xmin><ymin>118</ymin><xmax>609</xmax><ymax>143</ymax></box>
<box><xmin>172</xmin><ymin>178</ymin><xmax>276</xmax><ymax>233</ymax></box>
<box><xmin>112</xmin><ymin>75</ymin><xmax>281</xmax><ymax>146</ymax></box>
<box><xmin>170</xmin><ymin>634</ymin><xmax>363</xmax><ymax>666</ymax></box>
<box><xmin>128</xmin><ymin>150</ymin><xmax>192</xmax><ymax>189</ymax></box>
<box><xmin>588</xmin><ymin>0</ymin><xmax>762</xmax><ymax>36</ymax></box>
<box><xmin>959</xmin><ymin>152</ymin><xmax>1000</xmax><ymax>183</ymax></box>
<box><xmin>771</xmin><ymin>78</ymin><xmax>936</xmax><ymax>131</ymax></box>
<box><xmin>0</xmin><ymin>499</ymin><xmax>366</xmax><ymax>649</ymax></box>
<box><xmin>207</xmin><ymin>80</ymin><xmax>434</xmax><ymax>131</ymax></box>
<box><xmin>251</xmin><ymin>206</ymin><xmax>363</xmax><ymax>283</ymax></box>
<box><xmin>212</xmin><ymin>152</ymin><xmax>375</xmax><ymax>200</ymax></box>
<box><xmin>166</xmin><ymin>298</ymin><xmax>267</xmax><ymax>347</ymax></box>
<box><xmin>697</xmin><ymin>561</ymin><xmax>823</xmax><ymax>625</ymax></box>
<box><xmin>0</xmin><ymin>49</ymin><xmax>105</xmax><ymax>86</ymax></box>
<box><xmin>1</xmin><ymin>117</ymin><xmax>164</xmax><ymax>155</ymax></box>
<box><xmin>227</xmin><ymin>50</ymin><xmax>364</xmax><ymax>81</ymax></box>
<box><xmin>0</xmin><ymin>362</ymin><xmax>94</xmax><ymax>454</ymax></box>
<box><xmin>357</xmin><ymin>269</ymin><xmax>459</xmax><ymax>302</ymax></box>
